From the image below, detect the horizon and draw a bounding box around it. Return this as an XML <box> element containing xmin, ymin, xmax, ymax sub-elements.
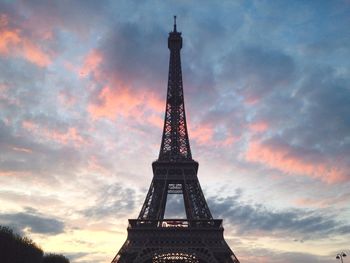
<box><xmin>0</xmin><ymin>1</ymin><xmax>350</xmax><ymax>263</ymax></box>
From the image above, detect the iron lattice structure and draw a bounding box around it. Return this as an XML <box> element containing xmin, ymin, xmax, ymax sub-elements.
<box><xmin>111</xmin><ymin>17</ymin><xmax>240</xmax><ymax>263</ymax></box>
<box><xmin>159</xmin><ymin>18</ymin><xmax>191</xmax><ymax>162</ymax></box>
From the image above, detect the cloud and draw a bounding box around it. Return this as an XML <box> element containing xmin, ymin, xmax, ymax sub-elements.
<box><xmin>208</xmin><ymin>190</ymin><xmax>350</xmax><ymax>239</ymax></box>
<box><xmin>87</xmin><ymin>85</ymin><xmax>163</xmax><ymax>122</ymax></box>
<box><xmin>82</xmin><ymin>184</ymin><xmax>136</xmax><ymax>219</ymax></box>
<box><xmin>190</xmin><ymin>122</ymin><xmax>237</xmax><ymax>147</ymax></box>
<box><xmin>79</xmin><ymin>49</ymin><xmax>103</xmax><ymax>78</ymax></box>
<box><xmin>22</xmin><ymin>120</ymin><xmax>86</xmax><ymax>146</ymax></box>
<box><xmin>0</xmin><ymin>1</ymin><xmax>350</xmax><ymax>262</ymax></box>
<box><xmin>220</xmin><ymin>45</ymin><xmax>296</xmax><ymax>102</ymax></box>
<box><xmin>245</xmin><ymin>138</ymin><xmax>348</xmax><ymax>183</ymax></box>
<box><xmin>0</xmin><ymin>119</ymin><xmax>84</xmax><ymax>182</ymax></box>
<box><xmin>0</xmin><ymin>14</ymin><xmax>52</xmax><ymax>67</ymax></box>
<box><xmin>0</xmin><ymin>207</ymin><xmax>64</xmax><ymax>234</ymax></box>
<box><xmin>96</xmin><ymin>21</ymin><xmax>167</xmax><ymax>92</ymax></box>
<box><xmin>244</xmin><ymin>64</ymin><xmax>350</xmax><ymax>184</ymax></box>
<box><xmin>164</xmin><ymin>194</ymin><xmax>187</xmax><ymax>218</ymax></box>
<box><xmin>239</xmin><ymin>247</ymin><xmax>331</xmax><ymax>263</ymax></box>
<box><xmin>249</xmin><ymin>121</ymin><xmax>269</xmax><ymax>133</ymax></box>
<box><xmin>294</xmin><ymin>192</ymin><xmax>350</xmax><ymax>209</ymax></box>
<box><xmin>64</xmin><ymin>252</ymin><xmax>91</xmax><ymax>262</ymax></box>
<box><xmin>17</xmin><ymin>0</ymin><xmax>108</xmax><ymax>35</ymax></box>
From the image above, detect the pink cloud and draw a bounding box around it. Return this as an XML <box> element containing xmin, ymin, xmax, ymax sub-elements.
<box><xmin>0</xmin><ymin>14</ymin><xmax>52</xmax><ymax>67</ymax></box>
<box><xmin>87</xmin><ymin>85</ymin><xmax>164</xmax><ymax>127</ymax></box>
<box><xmin>190</xmin><ymin>123</ymin><xmax>238</xmax><ymax>147</ymax></box>
<box><xmin>79</xmin><ymin>45</ymin><xmax>165</xmax><ymax>128</ymax></box>
<box><xmin>63</xmin><ymin>49</ymin><xmax>105</xmax><ymax>80</ymax></box>
<box><xmin>147</xmin><ymin>114</ymin><xmax>163</xmax><ymax>129</ymax></box>
<box><xmin>190</xmin><ymin>124</ymin><xmax>214</xmax><ymax>145</ymax></box>
<box><xmin>88</xmin><ymin>86</ymin><xmax>141</xmax><ymax>120</ymax></box>
<box><xmin>294</xmin><ymin>192</ymin><xmax>350</xmax><ymax>208</ymax></box>
<box><xmin>249</xmin><ymin>121</ymin><xmax>269</xmax><ymax>133</ymax></box>
<box><xmin>79</xmin><ymin>49</ymin><xmax>103</xmax><ymax>78</ymax></box>
<box><xmin>245</xmin><ymin>140</ymin><xmax>348</xmax><ymax>183</ymax></box>
<box><xmin>0</xmin><ymin>84</ymin><xmax>21</xmax><ymax>107</ymax></box>
<box><xmin>12</xmin><ymin>147</ymin><xmax>33</xmax><ymax>153</ymax></box>
<box><xmin>87</xmin><ymin>155</ymin><xmax>109</xmax><ymax>175</ymax></box>
<box><xmin>21</xmin><ymin>39</ymin><xmax>51</xmax><ymax>67</ymax></box>
<box><xmin>0</xmin><ymin>30</ymin><xmax>21</xmax><ymax>53</ymax></box>
<box><xmin>22</xmin><ymin>120</ymin><xmax>86</xmax><ymax>146</ymax></box>
<box><xmin>58</xmin><ymin>90</ymin><xmax>77</xmax><ymax>108</ymax></box>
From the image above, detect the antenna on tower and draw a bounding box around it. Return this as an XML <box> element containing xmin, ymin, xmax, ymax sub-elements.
<box><xmin>174</xmin><ymin>15</ymin><xmax>177</xmax><ymax>32</ymax></box>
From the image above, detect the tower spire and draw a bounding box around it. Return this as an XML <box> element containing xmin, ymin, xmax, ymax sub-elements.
<box><xmin>159</xmin><ymin>16</ymin><xmax>192</xmax><ymax>162</ymax></box>
<box><xmin>173</xmin><ymin>15</ymin><xmax>177</xmax><ymax>32</ymax></box>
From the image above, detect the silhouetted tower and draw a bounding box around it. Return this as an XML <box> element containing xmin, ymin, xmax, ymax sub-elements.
<box><xmin>111</xmin><ymin>17</ymin><xmax>240</xmax><ymax>263</ymax></box>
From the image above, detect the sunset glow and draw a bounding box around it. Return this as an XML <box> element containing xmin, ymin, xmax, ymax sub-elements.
<box><xmin>0</xmin><ymin>1</ymin><xmax>349</xmax><ymax>263</ymax></box>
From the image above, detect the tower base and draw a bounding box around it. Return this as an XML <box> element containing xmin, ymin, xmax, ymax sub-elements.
<box><xmin>112</xmin><ymin>219</ymin><xmax>240</xmax><ymax>263</ymax></box>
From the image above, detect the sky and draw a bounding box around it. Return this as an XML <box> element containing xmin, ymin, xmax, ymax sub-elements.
<box><xmin>0</xmin><ymin>0</ymin><xmax>349</xmax><ymax>262</ymax></box>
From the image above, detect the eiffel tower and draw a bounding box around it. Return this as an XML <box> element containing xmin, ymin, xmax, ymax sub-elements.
<box><xmin>111</xmin><ymin>17</ymin><xmax>240</xmax><ymax>263</ymax></box>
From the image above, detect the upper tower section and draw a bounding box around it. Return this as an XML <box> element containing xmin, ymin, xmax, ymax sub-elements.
<box><xmin>168</xmin><ymin>16</ymin><xmax>182</xmax><ymax>50</ymax></box>
<box><xmin>158</xmin><ymin>17</ymin><xmax>192</xmax><ymax>162</ymax></box>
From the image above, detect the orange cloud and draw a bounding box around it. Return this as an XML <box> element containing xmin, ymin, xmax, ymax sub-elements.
<box><xmin>0</xmin><ymin>14</ymin><xmax>51</xmax><ymax>66</ymax></box>
<box><xmin>0</xmin><ymin>15</ymin><xmax>20</xmax><ymax>53</ymax></box>
<box><xmin>0</xmin><ymin>171</ymin><xmax>30</xmax><ymax>177</ymax></box>
<box><xmin>0</xmin><ymin>171</ymin><xmax>15</xmax><ymax>176</ymax></box>
<box><xmin>0</xmin><ymin>29</ymin><xmax>21</xmax><ymax>53</ymax></box>
<box><xmin>245</xmin><ymin>140</ymin><xmax>347</xmax><ymax>183</ymax></box>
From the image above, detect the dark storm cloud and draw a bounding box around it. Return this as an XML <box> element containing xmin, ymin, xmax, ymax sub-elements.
<box><xmin>82</xmin><ymin>184</ymin><xmax>136</xmax><ymax>219</ymax></box>
<box><xmin>0</xmin><ymin>208</ymin><xmax>64</xmax><ymax>234</ymax></box>
<box><xmin>208</xmin><ymin>191</ymin><xmax>350</xmax><ymax>239</ymax></box>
